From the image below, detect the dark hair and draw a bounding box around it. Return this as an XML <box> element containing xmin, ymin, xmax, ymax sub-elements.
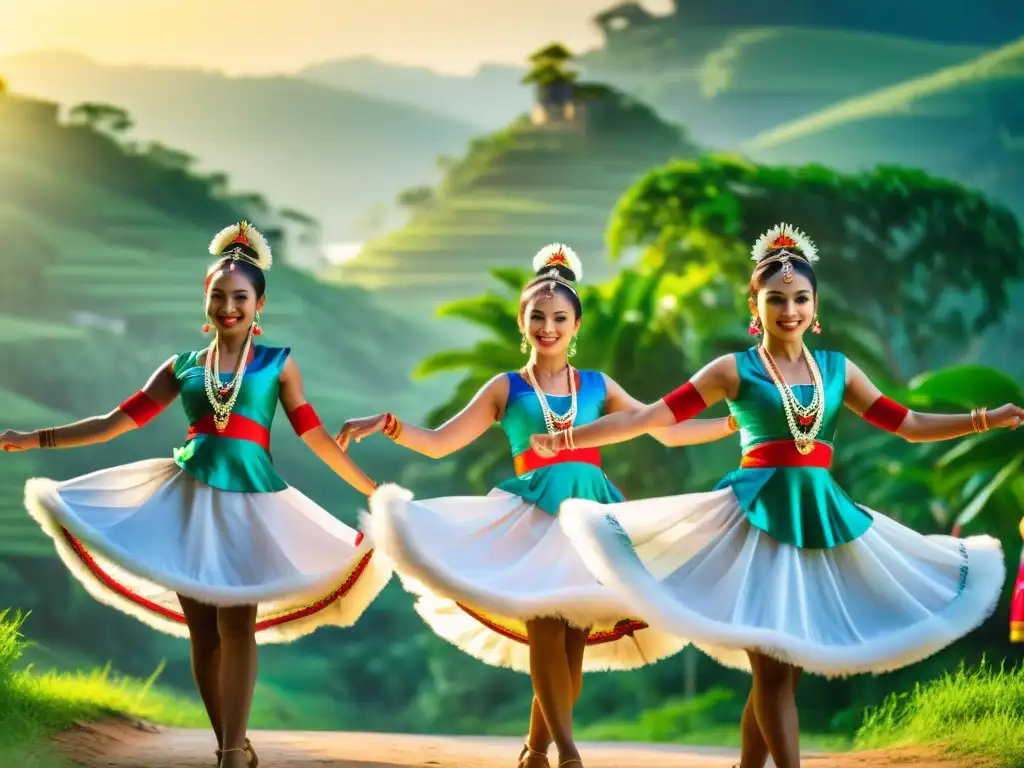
<box><xmin>519</xmin><ymin>263</ymin><xmax>583</xmax><ymax>319</ymax></box>
<box><xmin>749</xmin><ymin>257</ymin><xmax>817</xmax><ymax>299</ymax></box>
<box><xmin>204</xmin><ymin>255</ymin><xmax>267</xmax><ymax>298</ymax></box>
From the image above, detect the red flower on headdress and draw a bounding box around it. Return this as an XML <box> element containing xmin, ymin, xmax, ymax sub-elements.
<box><xmin>546</xmin><ymin>250</ymin><xmax>569</xmax><ymax>268</ymax></box>
<box><xmin>769</xmin><ymin>235</ymin><xmax>797</xmax><ymax>250</ymax></box>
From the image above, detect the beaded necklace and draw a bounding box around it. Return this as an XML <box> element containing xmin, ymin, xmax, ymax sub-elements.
<box><xmin>757</xmin><ymin>344</ymin><xmax>824</xmax><ymax>455</ymax></box>
<box><xmin>524</xmin><ymin>363</ymin><xmax>577</xmax><ymax>435</ymax></box>
<box><xmin>203</xmin><ymin>330</ymin><xmax>253</xmax><ymax>432</ymax></box>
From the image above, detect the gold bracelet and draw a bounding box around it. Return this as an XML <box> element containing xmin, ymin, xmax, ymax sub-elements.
<box><xmin>727</xmin><ymin>414</ymin><xmax>739</xmax><ymax>433</ymax></box>
<box><xmin>970</xmin><ymin>409</ymin><xmax>980</xmax><ymax>433</ymax></box>
<box><xmin>979</xmin><ymin>406</ymin><xmax>989</xmax><ymax>432</ymax></box>
<box><xmin>382</xmin><ymin>413</ymin><xmax>403</xmax><ymax>441</ymax></box>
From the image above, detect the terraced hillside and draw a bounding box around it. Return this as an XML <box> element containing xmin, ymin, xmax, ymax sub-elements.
<box><xmin>329</xmin><ymin>97</ymin><xmax>697</xmax><ymax>318</ymax></box>
<box><xmin>580</xmin><ymin>26</ymin><xmax>987</xmax><ymax>149</ymax></box>
<box><xmin>742</xmin><ymin>35</ymin><xmax>1024</xmax><ymax>215</ymax></box>
<box><xmin>0</xmin><ymin>92</ymin><xmax>436</xmax><ymax>559</ymax></box>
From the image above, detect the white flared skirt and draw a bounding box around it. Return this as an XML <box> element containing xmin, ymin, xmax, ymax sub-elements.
<box><xmin>559</xmin><ymin>488</ymin><xmax>1006</xmax><ymax>677</ymax></box>
<box><xmin>366</xmin><ymin>483</ymin><xmax>687</xmax><ymax>673</ymax></box>
<box><xmin>25</xmin><ymin>458</ymin><xmax>392</xmax><ymax>644</ymax></box>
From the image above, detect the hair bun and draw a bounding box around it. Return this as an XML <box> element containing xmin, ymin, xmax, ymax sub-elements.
<box><xmin>532</xmin><ymin>243</ymin><xmax>582</xmax><ymax>282</ymax></box>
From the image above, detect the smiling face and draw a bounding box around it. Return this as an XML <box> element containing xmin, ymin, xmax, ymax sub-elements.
<box><xmin>520</xmin><ymin>290</ymin><xmax>581</xmax><ymax>360</ymax></box>
<box><xmin>205</xmin><ymin>268</ymin><xmax>265</xmax><ymax>338</ymax></box>
<box><xmin>750</xmin><ymin>268</ymin><xmax>816</xmax><ymax>343</ymax></box>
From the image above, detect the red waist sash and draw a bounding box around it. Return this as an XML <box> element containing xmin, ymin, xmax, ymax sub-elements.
<box><xmin>513</xmin><ymin>447</ymin><xmax>602</xmax><ymax>476</ymax></box>
<box><xmin>186</xmin><ymin>413</ymin><xmax>271</xmax><ymax>452</ymax></box>
<box><xmin>740</xmin><ymin>440</ymin><xmax>832</xmax><ymax>469</ymax></box>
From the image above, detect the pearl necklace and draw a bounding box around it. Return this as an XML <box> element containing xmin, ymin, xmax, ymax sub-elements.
<box><xmin>758</xmin><ymin>345</ymin><xmax>824</xmax><ymax>455</ymax></box>
<box><xmin>203</xmin><ymin>331</ymin><xmax>253</xmax><ymax>432</ymax></box>
<box><xmin>524</xmin><ymin>363</ymin><xmax>577</xmax><ymax>435</ymax></box>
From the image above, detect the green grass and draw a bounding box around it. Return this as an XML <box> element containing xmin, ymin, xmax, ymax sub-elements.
<box><xmin>855</xmin><ymin>660</ymin><xmax>1024</xmax><ymax>766</ymax></box>
<box><xmin>0</xmin><ymin>611</ymin><xmax>205</xmax><ymax>764</ymax></box>
<box><xmin>574</xmin><ymin>687</ymin><xmax>849</xmax><ymax>752</ymax></box>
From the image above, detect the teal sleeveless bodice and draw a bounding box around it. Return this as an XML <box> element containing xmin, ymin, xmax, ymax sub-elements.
<box><xmin>494</xmin><ymin>371</ymin><xmax>625</xmax><ymax>515</ymax></box>
<box><xmin>715</xmin><ymin>347</ymin><xmax>872</xmax><ymax>549</ymax></box>
<box><xmin>171</xmin><ymin>345</ymin><xmax>290</xmax><ymax>494</ymax></box>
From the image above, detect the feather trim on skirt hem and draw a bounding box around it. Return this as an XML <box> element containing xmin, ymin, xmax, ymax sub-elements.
<box><xmin>365</xmin><ymin>483</ymin><xmax>687</xmax><ymax>673</ymax></box>
<box><xmin>24</xmin><ymin>460</ymin><xmax>392</xmax><ymax>644</ymax></box>
<box><xmin>560</xmin><ymin>491</ymin><xmax>1005</xmax><ymax>679</ymax></box>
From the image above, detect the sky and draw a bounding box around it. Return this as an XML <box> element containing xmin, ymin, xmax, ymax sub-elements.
<box><xmin>2</xmin><ymin>0</ymin><xmax>674</xmax><ymax>75</ymax></box>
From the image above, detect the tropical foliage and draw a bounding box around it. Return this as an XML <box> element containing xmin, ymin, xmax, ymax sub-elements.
<box><xmin>878</xmin><ymin>365</ymin><xmax>1024</xmax><ymax>539</ymax></box>
<box><xmin>606</xmin><ymin>155</ymin><xmax>1024</xmax><ymax>380</ymax></box>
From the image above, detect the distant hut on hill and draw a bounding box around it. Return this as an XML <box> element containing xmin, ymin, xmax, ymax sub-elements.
<box><xmin>523</xmin><ymin>43</ymin><xmax>617</xmax><ymax>132</ymax></box>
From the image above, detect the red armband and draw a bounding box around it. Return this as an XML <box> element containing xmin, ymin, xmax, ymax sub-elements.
<box><xmin>287</xmin><ymin>403</ymin><xmax>322</xmax><ymax>437</ymax></box>
<box><xmin>662</xmin><ymin>382</ymin><xmax>708</xmax><ymax>423</ymax></box>
<box><xmin>862</xmin><ymin>395</ymin><xmax>909</xmax><ymax>433</ymax></box>
<box><xmin>118</xmin><ymin>391</ymin><xmax>165</xmax><ymax>427</ymax></box>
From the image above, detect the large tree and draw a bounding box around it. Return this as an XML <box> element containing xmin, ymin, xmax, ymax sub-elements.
<box><xmin>67</xmin><ymin>102</ymin><xmax>134</xmax><ymax>136</ymax></box>
<box><xmin>606</xmin><ymin>155</ymin><xmax>1024</xmax><ymax>380</ymax></box>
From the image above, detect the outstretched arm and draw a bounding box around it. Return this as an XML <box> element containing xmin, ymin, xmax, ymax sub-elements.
<box><xmin>602</xmin><ymin>375</ymin><xmax>737</xmax><ymax>446</ymax></box>
<box><xmin>336</xmin><ymin>375</ymin><xmax>508</xmax><ymax>459</ymax></box>
<box><xmin>0</xmin><ymin>357</ymin><xmax>180</xmax><ymax>452</ymax></box>
<box><xmin>844</xmin><ymin>360</ymin><xmax>1024</xmax><ymax>442</ymax></box>
<box><xmin>534</xmin><ymin>356</ymin><xmax>739</xmax><ymax>455</ymax></box>
<box><xmin>279</xmin><ymin>358</ymin><xmax>377</xmax><ymax>496</ymax></box>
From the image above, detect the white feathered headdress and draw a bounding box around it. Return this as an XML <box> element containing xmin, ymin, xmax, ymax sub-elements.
<box><xmin>750</xmin><ymin>222</ymin><xmax>818</xmax><ymax>264</ymax></box>
<box><xmin>532</xmin><ymin>243</ymin><xmax>582</xmax><ymax>281</ymax></box>
<box><xmin>749</xmin><ymin>223</ymin><xmax>817</xmax><ymax>284</ymax></box>
<box><xmin>209</xmin><ymin>221</ymin><xmax>273</xmax><ymax>270</ymax></box>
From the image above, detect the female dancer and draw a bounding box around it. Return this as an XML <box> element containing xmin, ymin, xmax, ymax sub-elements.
<box><xmin>337</xmin><ymin>244</ymin><xmax>737</xmax><ymax>768</ymax></box>
<box><xmin>0</xmin><ymin>222</ymin><xmax>390</xmax><ymax>768</ymax></box>
<box><xmin>532</xmin><ymin>223</ymin><xmax>1015</xmax><ymax>768</ymax></box>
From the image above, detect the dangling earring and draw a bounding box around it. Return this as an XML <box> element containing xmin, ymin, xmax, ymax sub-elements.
<box><xmin>748</xmin><ymin>316</ymin><xmax>762</xmax><ymax>336</ymax></box>
<box><xmin>252</xmin><ymin>311</ymin><xmax>263</xmax><ymax>337</ymax></box>
<box><xmin>202</xmin><ymin>322</ymin><xmax>211</xmax><ymax>334</ymax></box>
<box><xmin>812</xmin><ymin>314</ymin><xmax>821</xmax><ymax>334</ymax></box>
<box><xmin>568</xmin><ymin>335</ymin><xmax>578</xmax><ymax>358</ymax></box>
<box><xmin>520</xmin><ymin>333</ymin><xmax>528</xmax><ymax>354</ymax></box>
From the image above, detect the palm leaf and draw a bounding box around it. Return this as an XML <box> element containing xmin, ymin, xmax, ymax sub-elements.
<box><xmin>414</xmin><ymin>341</ymin><xmax>518</xmax><ymax>380</ymax></box>
<box><xmin>904</xmin><ymin>365</ymin><xmax>1024</xmax><ymax>409</ymax></box>
<box><xmin>953</xmin><ymin>453</ymin><xmax>1024</xmax><ymax>529</ymax></box>
<box><xmin>436</xmin><ymin>294</ymin><xmax>519</xmax><ymax>339</ymax></box>
<box><xmin>489</xmin><ymin>268</ymin><xmax>532</xmax><ymax>294</ymax></box>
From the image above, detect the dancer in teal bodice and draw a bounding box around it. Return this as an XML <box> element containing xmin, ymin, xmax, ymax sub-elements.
<box><xmin>713</xmin><ymin>346</ymin><xmax>870</xmax><ymax>549</ymax></box>
<box><xmin>534</xmin><ymin>223</ymin><xmax>1020</xmax><ymax>768</ymax></box>
<box><xmin>1</xmin><ymin>222</ymin><xmax>391</xmax><ymax>768</ymax></box>
<box><xmin>337</xmin><ymin>244</ymin><xmax>737</xmax><ymax>768</ymax></box>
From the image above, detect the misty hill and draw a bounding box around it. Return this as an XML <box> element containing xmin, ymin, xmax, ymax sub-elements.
<box><xmin>298</xmin><ymin>56</ymin><xmax>527</xmax><ymax>131</ymax></box>
<box><xmin>742</xmin><ymin>35</ymin><xmax>1024</xmax><ymax>217</ymax></box>
<box><xmin>580</xmin><ymin>24</ymin><xmax>988</xmax><ymax>149</ymax></box>
<box><xmin>594</xmin><ymin>0</ymin><xmax>1021</xmax><ymax>47</ymax></box>
<box><xmin>0</xmin><ymin>89</ymin><xmax>440</xmax><ymax>559</ymax></box>
<box><xmin>327</xmin><ymin>85</ymin><xmax>696</xmax><ymax>326</ymax></box>
<box><xmin>0</xmin><ymin>52</ymin><xmax>479</xmax><ymax>241</ymax></box>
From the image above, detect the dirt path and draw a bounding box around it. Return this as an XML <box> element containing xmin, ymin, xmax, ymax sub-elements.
<box><xmin>54</xmin><ymin>718</ymin><xmax>974</xmax><ymax>768</ymax></box>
